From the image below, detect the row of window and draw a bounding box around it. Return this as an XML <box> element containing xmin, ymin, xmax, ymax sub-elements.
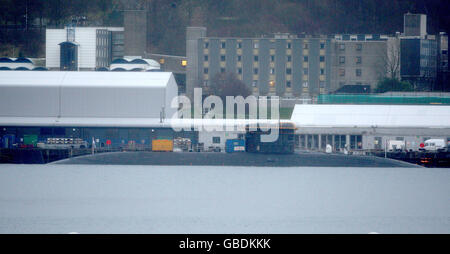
<box><xmin>339</xmin><ymin>56</ymin><xmax>362</xmax><ymax>64</ymax></box>
<box><xmin>338</xmin><ymin>43</ymin><xmax>363</xmax><ymax>51</ymax></box>
<box><xmin>207</xmin><ymin>55</ymin><xmax>326</xmax><ymax>63</ymax></box>
<box><xmin>205</xmin><ymin>41</ymin><xmax>326</xmax><ymax>50</ymax></box>
<box><xmin>338</xmin><ymin>68</ymin><xmax>362</xmax><ymax>77</ymax></box>
<box><xmin>298</xmin><ymin>134</ymin><xmax>363</xmax><ymax>150</ymax></box>
<box><xmin>204</xmin><ymin>67</ymin><xmax>325</xmax><ymax>76</ymax></box>
<box><xmin>252</xmin><ymin>80</ymin><xmax>315</xmax><ymax>88</ymax></box>
<box><xmin>204</xmin><ymin>41</ymin><xmax>367</xmax><ymax>53</ymax></box>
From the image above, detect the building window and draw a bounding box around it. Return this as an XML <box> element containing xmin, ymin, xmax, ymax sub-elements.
<box><xmin>302</xmin><ymin>82</ymin><xmax>308</xmax><ymax>87</ymax></box>
<box><xmin>356</xmin><ymin>69</ymin><xmax>362</xmax><ymax>77</ymax></box>
<box><xmin>220</xmin><ymin>55</ymin><xmax>226</xmax><ymax>61</ymax></box>
<box><xmin>270</xmin><ymin>68</ymin><xmax>275</xmax><ymax>74</ymax></box>
<box><xmin>204</xmin><ymin>68</ymin><xmax>208</xmax><ymax>74</ymax></box>
<box><xmin>203</xmin><ymin>81</ymin><xmax>209</xmax><ymax>87</ymax></box>
<box><xmin>213</xmin><ymin>137</ymin><xmax>220</xmax><ymax>144</ymax></box>
<box><xmin>320</xmin><ymin>43</ymin><xmax>325</xmax><ymax>49</ymax></box>
<box><xmin>237</xmin><ymin>55</ymin><xmax>242</xmax><ymax>62</ymax></box>
<box><xmin>350</xmin><ymin>135</ymin><xmax>362</xmax><ymax>149</ymax></box>
<box><xmin>254</xmin><ymin>68</ymin><xmax>258</xmax><ymax>74</ymax></box>
<box><xmin>237</xmin><ymin>68</ymin><xmax>242</xmax><ymax>74</ymax></box>
<box><xmin>356</xmin><ymin>56</ymin><xmax>362</xmax><ymax>64</ymax></box>
<box><xmin>287</xmin><ymin>55</ymin><xmax>292</xmax><ymax>62</ymax></box>
<box><xmin>252</xmin><ymin>80</ymin><xmax>258</xmax><ymax>87</ymax></box>
<box><xmin>204</xmin><ymin>42</ymin><xmax>209</xmax><ymax>49</ymax></box>
<box><xmin>303</xmin><ymin>43</ymin><xmax>308</xmax><ymax>49</ymax></box>
<box><xmin>320</xmin><ymin>56</ymin><xmax>325</xmax><ymax>62</ymax></box>
<box><xmin>221</xmin><ymin>42</ymin><xmax>226</xmax><ymax>49</ymax></box>
<box><xmin>319</xmin><ymin>81</ymin><xmax>326</xmax><ymax>88</ymax></box>
<box><xmin>204</xmin><ymin>55</ymin><xmax>208</xmax><ymax>61</ymax></box>
<box><xmin>254</xmin><ymin>55</ymin><xmax>259</xmax><ymax>61</ymax></box>
<box><xmin>339</xmin><ymin>56</ymin><xmax>345</xmax><ymax>64</ymax></box>
<box><xmin>286</xmin><ymin>68</ymin><xmax>292</xmax><ymax>74</ymax></box>
<box><xmin>356</xmin><ymin>43</ymin><xmax>362</xmax><ymax>51</ymax></box>
<box><xmin>339</xmin><ymin>44</ymin><xmax>345</xmax><ymax>51</ymax></box>
<box><xmin>253</xmin><ymin>42</ymin><xmax>259</xmax><ymax>49</ymax></box>
<box><xmin>320</xmin><ymin>68</ymin><xmax>325</xmax><ymax>75</ymax></box>
<box><xmin>220</xmin><ymin>68</ymin><xmax>225</xmax><ymax>73</ymax></box>
<box><xmin>304</xmin><ymin>56</ymin><xmax>308</xmax><ymax>62</ymax></box>
<box><xmin>339</xmin><ymin>69</ymin><xmax>345</xmax><ymax>77</ymax></box>
<box><xmin>287</xmin><ymin>43</ymin><xmax>291</xmax><ymax>49</ymax></box>
<box><xmin>270</xmin><ymin>55</ymin><xmax>275</xmax><ymax>62</ymax></box>
<box><xmin>286</xmin><ymin>81</ymin><xmax>291</xmax><ymax>88</ymax></box>
<box><xmin>237</xmin><ymin>42</ymin><xmax>242</xmax><ymax>49</ymax></box>
<box><xmin>303</xmin><ymin>68</ymin><xmax>308</xmax><ymax>75</ymax></box>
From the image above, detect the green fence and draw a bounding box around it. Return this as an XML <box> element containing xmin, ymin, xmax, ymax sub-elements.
<box><xmin>317</xmin><ymin>94</ymin><xmax>450</xmax><ymax>105</ymax></box>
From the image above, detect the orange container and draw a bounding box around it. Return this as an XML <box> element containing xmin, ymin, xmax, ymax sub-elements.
<box><xmin>152</xmin><ymin>139</ymin><xmax>173</xmax><ymax>152</ymax></box>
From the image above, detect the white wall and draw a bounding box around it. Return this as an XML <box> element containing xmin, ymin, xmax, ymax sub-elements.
<box><xmin>45</xmin><ymin>29</ymin><xmax>66</xmax><ymax>68</ymax></box>
<box><xmin>46</xmin><ymin>27</ymin><xmax>124</xmax><ymax>70</ymax></box>
<box><xmin>0</xmin><ymin>71</ymin><xmax>177</xmax><ymax>121</ymax></box>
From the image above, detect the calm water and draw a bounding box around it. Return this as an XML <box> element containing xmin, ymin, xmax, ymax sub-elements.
<box><xmin>0</xmin><ymin>164</ymin><xmax>449</xmax><ymax>233</ymax></box>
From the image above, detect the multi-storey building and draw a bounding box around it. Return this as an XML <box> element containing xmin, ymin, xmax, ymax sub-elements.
<box><xmin>399</xmin><ymin>13</ymin><xmax>439</xmax><ymax>90</ymax></box>
<box><xmin>186</xmin><ymin>13</ymin><xmax>446</xmax><ymax>99</ymax></box>
<box><xmin>330</xmin><ymin>34</ymin><xmax>388</xmax><ymax>91</ymax></box>
<box><xmin>186</xmin><ymin>27</ymin><xmax>333</xmax><ymax>99</ymax></box>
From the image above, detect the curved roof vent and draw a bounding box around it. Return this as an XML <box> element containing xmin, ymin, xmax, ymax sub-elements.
<box><xmin>111</xmin><ymin>58</ymin><xmax>129</xmax><ymax>64</ymax></box>
<box><xmin>0</xmin><ymin>57</ymin><xmax>13</xmax><ymax>63</ymax></box>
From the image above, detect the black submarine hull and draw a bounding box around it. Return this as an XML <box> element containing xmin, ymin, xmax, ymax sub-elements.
<box><xmin>54</xmin><ymin>151</ymin><xmax>420</xmax><ymax>168</ymax></box>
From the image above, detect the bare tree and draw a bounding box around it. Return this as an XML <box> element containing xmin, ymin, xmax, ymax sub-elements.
<box><xmin>209</xmin><ymin>72</ymin><xmax>251</xmax><ymax>100</ymax></box>
<box><xmin>384</xmin><ymin>37</ymin><xmax>401</xmax><ymax>79</ymax></box>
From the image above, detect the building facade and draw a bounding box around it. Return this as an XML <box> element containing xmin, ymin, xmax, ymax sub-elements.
<box><xmin>400</xmin><ymin>37</ymin><xmax>438</xmax><ymax>88</ymax></box>
<box><xmin>46</xmin><ymin>27</ymin><xmax>124</xmax><ymax>71</ymax></box>
<box><xmin>330</xmin><ymin>34</ymin><xmax>388</xmax><ymax>91</ymax></box>
<box><xmin>186</xmin><ymin>28</ymin><xmax>391</xmax><ymax>99</ymax></box>
<box><xmin>187</xmin><ymin>28</ymin><xmax>333</xmax><ymax>99</ymax></box>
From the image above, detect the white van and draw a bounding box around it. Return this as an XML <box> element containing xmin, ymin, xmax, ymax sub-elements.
<box><xmin>423</xmin><ymin>139</ymin><xmax>446</xmax><ymax>151</ymax></box>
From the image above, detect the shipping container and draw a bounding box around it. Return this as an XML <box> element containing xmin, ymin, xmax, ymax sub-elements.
<box><xmin>152</xmin><ymin>139</ymin><xmax>173</xmax><ymax>152</ymax></box>
<box><xmin>225</xmin><ymin>139</ymin><xmax>245</xmax><ymax>153</ymax></box>
<box><xmin>23</xmin><ymin>134</ymin><xmax>38</xmax><ymax>147</ymax></box>
<box><xmin>2</xmin><ymin>134</ymin><xmax>16</xmax><ymax>149</ymax></box>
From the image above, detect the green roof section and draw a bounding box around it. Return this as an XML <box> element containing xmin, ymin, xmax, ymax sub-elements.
<box><xmin>317</xmin><ymin>94</ymin><xmax>450</xmax><ymax>105</ymax></box>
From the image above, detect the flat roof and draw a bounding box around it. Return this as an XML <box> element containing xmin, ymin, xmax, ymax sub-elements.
<box><xmin>291</xmin><ymin>104</ymin><xmax>450</xmax><ymax>128</ymax></box>
<box><xmin>0</xmin><ymin>71</ymin><xmax>173</xmax><ymax>88</ymax></box>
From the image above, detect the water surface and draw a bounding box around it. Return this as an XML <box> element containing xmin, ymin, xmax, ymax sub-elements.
<box><xmin>0</xmin><ymin>164</ymin><xmax>448</xmax><ymax>233</ymax></box>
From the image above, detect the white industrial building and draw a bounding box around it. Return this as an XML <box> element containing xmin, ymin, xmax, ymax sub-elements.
<box><xmin>0</xmin><ymin>71</ymin><xmax>178</xmax><ymax>127</ymax></box>
<box><xmin>46</xmin><ymin>27</ymin><xmax>124</xmax><ymax>70</ymax></box>
<box><xmin>290</xmin><ymin>104</ymin><xmax>450</xmax><ymax>152</ymax></box>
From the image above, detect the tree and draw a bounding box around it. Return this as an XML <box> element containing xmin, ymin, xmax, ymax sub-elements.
<box><xmin>209</xmin><ymin>72</ymin><xmax>251</xmax><ymax>100</ymax></box>
<box><xmin>384</xmin><ymin>37</ymin><xmax>401</xmax><ymax>79</ymax></box>
<box><xmin>374</xmin><ymin>78</ymin><xmax>414</xmax><ymax>93</ymax></box>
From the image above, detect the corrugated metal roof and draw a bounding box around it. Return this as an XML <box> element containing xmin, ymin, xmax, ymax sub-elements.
<box><xmin>291</xmin><ymin>104</ymin><xmax>450</xmax><ymax>128</ymax></box>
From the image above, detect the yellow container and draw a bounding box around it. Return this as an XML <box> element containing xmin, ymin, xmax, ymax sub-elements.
<box><xmin>152</xmin><ymin>139</ymin><xmax>173</xmax><ymax>152</ymax></box>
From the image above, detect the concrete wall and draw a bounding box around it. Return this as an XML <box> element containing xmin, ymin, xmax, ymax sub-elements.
<box><xmin>186</xmin><ymin>27</ymin><xmax>207</xmax><ymax>99</ymax></box>
<box><xmin>124</xmin><ymin>10</ymin><xmax>147</xmax><ymax>57</ymax></box>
